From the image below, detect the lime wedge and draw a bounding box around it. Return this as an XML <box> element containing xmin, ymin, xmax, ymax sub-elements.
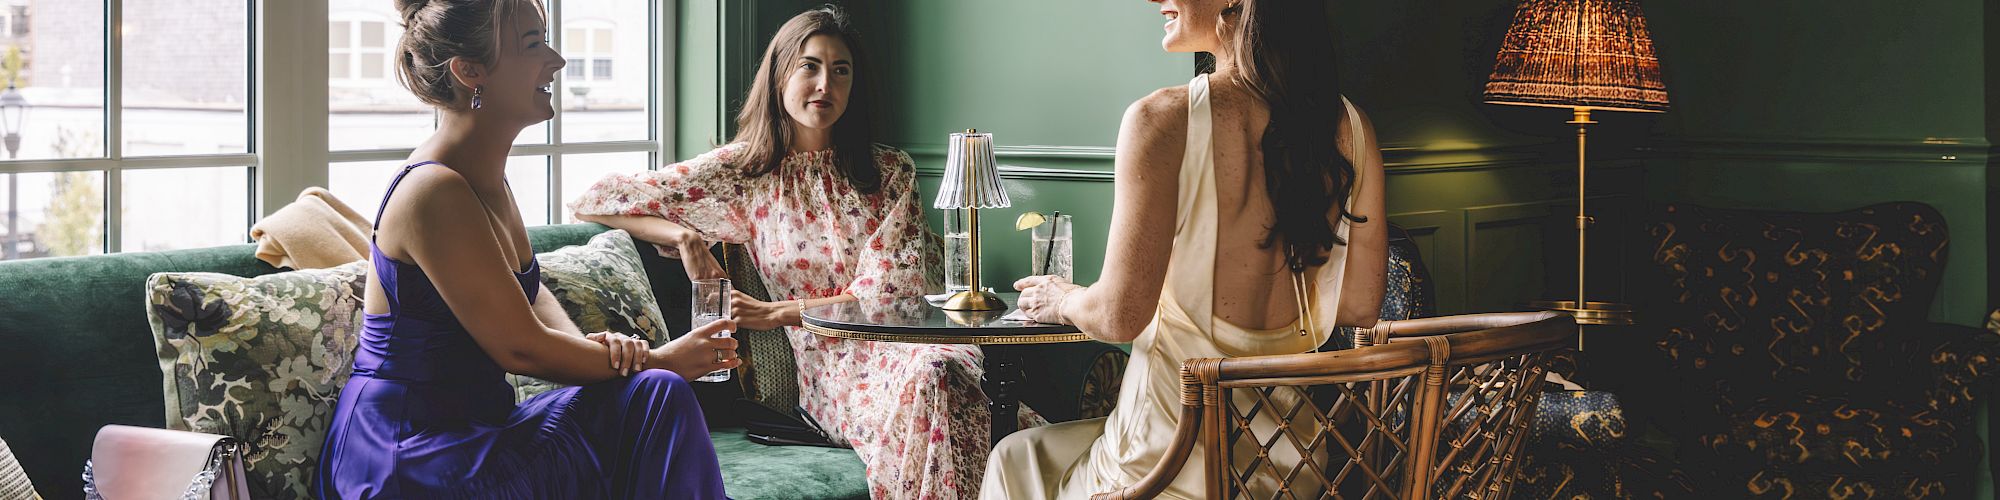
<box><xmin>1014</xmin><ymin>211</ymin><xmax>1046</xmax><ymax>231</ymax></box>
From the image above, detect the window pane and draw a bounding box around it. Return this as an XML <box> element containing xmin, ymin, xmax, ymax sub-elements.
<box><xmin>0</xmin><ymin>171</ymin><xmax>105</xmax><ymax>260</ymax></box>
<box><xmin>124</xmin><ymin>0</ymin><xmax>251</xmax><ymax>156</ymax></box>
<box><xmin>329</xmin><ymin>55</ymin><xmax>351</xmax><ymax>80</ymax></box>
<box><xmin>566</xmin><ymin>60</ymin><xmax>585</xmax><ymax>78</ymax></box>
<box><xmin>328</xmin><ymin>156</ymin><xmax>550</xmax><ymax>227</ymax></box>
<box><xmin>517</xmin><ymin>121</ymin><xmax>549</xmax><ymax>145</ymax></box>
<box><xmin>330</xmin><ymin>8</ymin><xmax>432</xmax><ymax>151</ymax></box>
<box><xmin>565</xmin><ymin>28</ymin><xmax>584</xmax><ymax>49</ymax></box>
<box><xmin>560</xmin><ymin>2</ymin><xmax>648</xmax><ymax>143</ymax></box>
<box><xmin>10</xmin><ymin>0</ymin><xmax>106</xmax><ymax>160</ymax></box>
<box><xmin>360</xmin><ymin>53</ymin><xmax>386</xmax><ymax>79</ymax></box>
<box><xmin>507</xmin><ymin>156</ymin><xmax>549</xmax><ymax>225</ymax></box>
<box><xmin>558</xmin><ymin>151</ymin><xmax>648</xmax><ymax>223</ymax></box>
<box><xmin>331</xmin><ymin>21</ymin><xmax>351</xmax><ymax>47</ymax></box>
<box><xmin>360</xmin><ymin>21</ymin><xmax>385</xmax><ymax>48</ymax></box>
<box><xmin>121</xmin><ymin>167</ymin><xmax>249</xmax><ymax>252</ymax></box>
<box><xmin>325</xmin><ymin>159</ymin><xmax>403</xmax><ymax>224</ymax></box>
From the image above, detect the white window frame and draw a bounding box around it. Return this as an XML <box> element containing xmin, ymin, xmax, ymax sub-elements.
<box><xmin>0</xmin><ymin>0</ymin><xmax>677</xmax><ymax>259</ymax></box>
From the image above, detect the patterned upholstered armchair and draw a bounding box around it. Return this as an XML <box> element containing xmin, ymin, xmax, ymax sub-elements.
<box><xmin>1629</xmin><ymin>202</ymin><xmax>2000</xmax><ymax>497</ymax></box>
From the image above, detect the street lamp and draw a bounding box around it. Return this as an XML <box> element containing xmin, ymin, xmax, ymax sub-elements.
<box><xmin>1</xmin><ymin>82</ymin><xmax>25</xmax><ymax>260</ymax></box>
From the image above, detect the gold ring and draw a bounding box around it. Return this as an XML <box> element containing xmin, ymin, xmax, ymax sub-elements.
<box><xmin>714</xmin><ymin>350</ymin><xmax>725</xmax><ymax>363</ymax></box>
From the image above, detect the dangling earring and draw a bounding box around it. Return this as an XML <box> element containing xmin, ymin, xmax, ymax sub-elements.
<box><xmin>470</xmin><ymin>85</ymin><xmax>484</xmax><ymax>110</ymax></box>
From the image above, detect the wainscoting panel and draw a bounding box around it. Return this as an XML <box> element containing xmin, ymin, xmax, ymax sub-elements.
<box><xmin>1386</xmin><ymin>210</ymin><xmax>1465</xmax><ymax>315</ymax></box>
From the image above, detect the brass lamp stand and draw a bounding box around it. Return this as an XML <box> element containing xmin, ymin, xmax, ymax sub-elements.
<box><xmin>1524</xmin><ymin>108</ymin><xmax>1636</xmax><ymax>338</ymax></box>
<box><xmin>1485</xmin><ymin>0</ymin><xmax>1669</xmax><ymax>349</ymax></box>
<box><xmin>936</xmin><ymin>129</ymin><xmax>1009</xmax><ymax>311</ymax></box>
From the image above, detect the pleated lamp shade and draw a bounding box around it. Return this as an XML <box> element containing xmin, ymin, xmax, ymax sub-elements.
<box><xmin>933</xmin><ymin>131</ymin><xmax>1010</xmax><ymax>209</ymax></box>
<box><xmin>1484</xmin><ymin>0</ymin><xmax>1669</xmax><ymax>113</ymax></box>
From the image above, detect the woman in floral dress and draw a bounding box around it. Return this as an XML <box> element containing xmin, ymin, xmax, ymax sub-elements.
<box><xmin>570</xmin><ymin>6</ymin><xmax>1034</xmax><ymax>499</ymax></box>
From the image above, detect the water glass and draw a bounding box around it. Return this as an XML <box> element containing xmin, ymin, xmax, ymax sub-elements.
<box><xmin>943</xmin><ymin>209</ymin><xmax>972</xmax><ymax>293</ymax></box>
<box><xmin>1029</xmin><ymin>213</ymin><xmax>1074</xmax><ymax>282</ymax></box>
<box><xmin>692</xmin><ymin>278</ymin><xmax>733</xmax><ymax>382</ymax></box>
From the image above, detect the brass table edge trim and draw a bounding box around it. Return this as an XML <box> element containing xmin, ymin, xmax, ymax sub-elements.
<box><xmin>799</xmin><ymin>322</ymin><xmax>1091</xmax><ymax>345</ymax></box>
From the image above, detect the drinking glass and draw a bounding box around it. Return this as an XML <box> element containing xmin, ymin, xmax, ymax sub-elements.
<box><xmin>943</xmin><ymin>210</ymin><xmax>972</xmax><ymax>293</ymax></box>
<box><xmin>692</xmin><ymin>278</ymin><xmax>733</xmax><ymax>382</ymax></box>
<box><xmin>1029</xmin><ymin>213</ymin><xmax>1074</xmax><ymax>282</ymax></box>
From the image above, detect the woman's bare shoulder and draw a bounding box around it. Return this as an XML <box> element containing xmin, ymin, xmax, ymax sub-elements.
<box><xmin>1128</xmin><ymin>86</ymin><xmax>1190</xmax><ymax>128</ymax></box>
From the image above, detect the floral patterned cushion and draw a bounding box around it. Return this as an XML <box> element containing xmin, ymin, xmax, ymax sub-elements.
<box><xmin>145</xmin><ymin>229</ymin><xmax>668</xmax><ymax>498</ymax></box>
<box><xmin>146</xmin><ymin>260</ymin><xmax>369</xmax><ymax>498</ymax></box>
<box><xmin>508</xmin><ymin>229</ymin><xmax>670</xmax><ymax>400</ymax></box>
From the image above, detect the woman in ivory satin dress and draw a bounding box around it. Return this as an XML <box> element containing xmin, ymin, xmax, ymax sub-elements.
<box><xmin>981</xmin><ymin>0</ymin><xmax>1387</xmax><ymax>498</ymax></box>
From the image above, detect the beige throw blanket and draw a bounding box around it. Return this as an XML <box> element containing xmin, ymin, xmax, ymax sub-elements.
<box><xmin>250</xmin><ymin>188</ymin><xmax>371</xmax><ymax>270</ymax></box>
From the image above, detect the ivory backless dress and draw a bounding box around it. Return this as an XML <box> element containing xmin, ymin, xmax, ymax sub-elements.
<box><xmin>981</xmin><ymin>73</ymin><xmax>1367</xmax><ymax>499</ymax></box>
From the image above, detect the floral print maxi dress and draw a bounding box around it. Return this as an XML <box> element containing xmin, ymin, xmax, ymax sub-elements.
<box><xmin>569</xmin><ymin>143</ymin><xmax>1036</xmax><ymax>499</ymax></box>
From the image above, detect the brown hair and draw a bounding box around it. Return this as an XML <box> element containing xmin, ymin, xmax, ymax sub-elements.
<box><xmin>1221</xmin><ymin>1</ymin><xmax>1365</xmax><ymax>271</ymax></box>
<box><xmin>394</xmin><ymin>0</ymin><xmax>544</xmax><ymax>108</ymax></box>
<box><xmin>732</xmin><ymin>4</ymin><xmax>880</xmax><ymax>194</ymax></box>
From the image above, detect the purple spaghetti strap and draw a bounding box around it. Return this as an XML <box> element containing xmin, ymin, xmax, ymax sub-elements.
<box><xmin>371</xmin><ymin>161</ymin><xmax>444</xmax><ymax>231</ymax></box>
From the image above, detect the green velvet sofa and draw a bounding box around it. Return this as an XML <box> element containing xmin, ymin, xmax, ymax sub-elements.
<box><xmin>0</xmin><ymin>223</ymin><xmax>1120</xmax><ymax>499</ymax></box>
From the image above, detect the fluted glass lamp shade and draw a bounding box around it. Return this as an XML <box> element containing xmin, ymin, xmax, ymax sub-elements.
<box><xmin>933</xmin><ymin>131</ymin><xmax>1010</xmax><ymax>209</ymax></box>
<box><xmin>1484</xmin><ymin>0</ymin><xmax>1669</xmax><ymax>113</ymax></box>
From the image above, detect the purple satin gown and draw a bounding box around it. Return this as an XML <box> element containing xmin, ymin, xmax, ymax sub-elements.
<box><xmin>315</xmin><ymin>162</ymin><xmax>727</xmax><ymax>499</ymax></box>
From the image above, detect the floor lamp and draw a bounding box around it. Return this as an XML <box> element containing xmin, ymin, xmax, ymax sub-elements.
<box><xmin>1483</xmin><ymin>0</ymin><xmax>1669</xmax><ymax>349</ymax></box>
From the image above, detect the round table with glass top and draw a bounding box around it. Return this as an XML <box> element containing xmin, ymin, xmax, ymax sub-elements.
<box><xmin>799</xmin><ymin>292</ymin><xmax>1091</xmax><ymax>441</ymax></box>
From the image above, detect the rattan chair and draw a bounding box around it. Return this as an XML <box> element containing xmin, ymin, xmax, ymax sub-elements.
<box><xmin>1097</xmin><ymin>311</ymin><xmax>1576</xmax><ymax>500</ymax></box>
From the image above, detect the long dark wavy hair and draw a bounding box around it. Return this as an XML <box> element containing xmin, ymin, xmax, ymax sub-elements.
<box><xmin>1208</xmin><ymin>0</ymin><xmax>1365</xmax><ymax>272</ymax></box>
<box><xmin>732</xmin><ymin>4</ymin><xmax>881</xmax><ymax>194</ymax></box>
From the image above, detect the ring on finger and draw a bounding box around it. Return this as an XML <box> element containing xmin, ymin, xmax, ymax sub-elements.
<box><xmin>714</xmin><ymin>349</ymin><xmax>725</xmax><ymax>363</ymax></box>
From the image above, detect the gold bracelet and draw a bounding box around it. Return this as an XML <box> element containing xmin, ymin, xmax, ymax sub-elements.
<box><xmin>797</xmin><ymin>298</ymin><xmax>807</xmax><ymax>321</ymax></box>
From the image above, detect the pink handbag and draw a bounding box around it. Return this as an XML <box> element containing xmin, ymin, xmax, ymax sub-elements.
<box><xmin>81</xmin><ymin>425</ymin><xmax>250</xmax><ymax>500</ymax></box>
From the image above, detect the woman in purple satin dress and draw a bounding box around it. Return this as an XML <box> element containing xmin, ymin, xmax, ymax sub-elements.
<box><xmin>314</xmin><ymin>1</ymin><xmax>739</xmax><ymax>498</ymax></box>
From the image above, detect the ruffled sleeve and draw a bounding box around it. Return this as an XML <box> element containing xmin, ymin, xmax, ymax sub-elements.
<box><xmin>567</xmin><ymin>143</ymin><xmax>758</xmax><ymax>245</ymax></box>
<box><xmin>842</xmin><ymin>147</ymin><xmax>932</xmax><ymax>299</ymax></box>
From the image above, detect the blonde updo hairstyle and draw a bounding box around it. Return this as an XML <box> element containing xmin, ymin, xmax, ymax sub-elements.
<box><xmin>393</xmin><ymin>0</ymin><xmax>544</xmax><ymax>109</ymax></box>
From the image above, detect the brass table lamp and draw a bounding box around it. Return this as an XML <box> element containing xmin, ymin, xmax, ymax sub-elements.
<box><xmin>934</xmin><ymin>130</ymin><xmax>1010</xmax><ymax>311</ymax></box>
<box><xmin>1484</xmin><ymin>0</ymin><xmax>1669</xmax><ymax>343</ymax></box>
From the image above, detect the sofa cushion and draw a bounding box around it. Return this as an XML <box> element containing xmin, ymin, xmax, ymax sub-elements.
<box><xmin>1701</xmin><ymin>397</ymin><xmax>1977</xmax><ymax>472</ymax></box>
<box><xmin>709</xmin><ymin>427</ymin><xmax>867</xmax><ymax>499</ymax></box>
<box><xmin>540</xmin><ymin>229</ymin><xmax>672</xmax><ymax>341</ymax></box>
<box><xmin>1640</xmin><ymin>203</ymin><xmax>1950</xmax><ymax>406</ymax></box>
<box><xmin>509</xmin><ymin>229</ymin><xmax>673</xmax><ymax>401</ymax></box>
<box><xmin>145</xmin><ymin>260</ymin><xmax>370</xmax><ymax>498</ymax></box>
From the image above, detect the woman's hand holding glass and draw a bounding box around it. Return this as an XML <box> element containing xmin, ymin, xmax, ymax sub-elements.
<box><xmin>1014</xmin><ymin>275</ymin><xmax>1085</xmax><ymax>325</ymax></box>
<box><xmin>651</xmin><ymin>318</ymin><xmax>742</xmax><ymax>381</ymax></box>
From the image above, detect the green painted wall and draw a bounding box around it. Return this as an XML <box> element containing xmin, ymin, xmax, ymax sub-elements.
<box><xmin>841</xmin><ymin>0</ymin><xmax>1186</xmax><ymax>286</ymax></box>
<box><xmin>1641</xmin><ymin>0</ymin><xmax>1992</xmax><ymax>327</ymax></box>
